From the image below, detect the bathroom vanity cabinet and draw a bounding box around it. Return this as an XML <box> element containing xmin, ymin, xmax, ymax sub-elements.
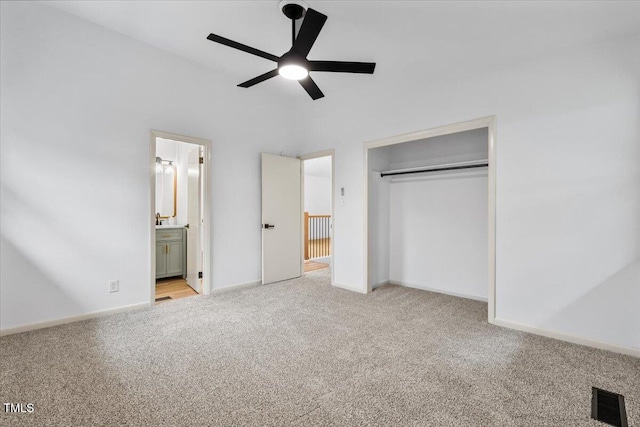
<box><xmin>156</xmin><ymin>227</ymin><xmax>186</xmax><ymax>279</ymax></box>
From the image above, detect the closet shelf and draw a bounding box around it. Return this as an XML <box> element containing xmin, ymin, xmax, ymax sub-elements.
<box><xmin>380</xmin><ymin>159</ymin><xmax>488</xmax><ymax>178</ymax></box>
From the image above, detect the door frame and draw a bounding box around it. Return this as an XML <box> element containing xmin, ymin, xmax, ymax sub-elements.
<box><xmin>299</xmin><ymin>149</ymin><xmax>335</xmax><ymax>286</ymax></box>
<box><xmin>363</xmin><ymin>116</ymin><xmax>497</xmax><ymax>324</ymax></box>
<box><xmin>149</xmin><ymin>130</ymin><xmax>212</xmax><ymax>304</ymax></box>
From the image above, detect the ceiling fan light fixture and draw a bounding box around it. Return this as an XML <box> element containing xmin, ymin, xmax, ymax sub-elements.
<box><xmin>207</xmin><ymin>6</ymin><xmax>375</xmax><ymax>99</ymax></box>
<box><xmin>278</xmin><ymin>64</ymin><xmax>308</xmax><ymax>80</ymax></box>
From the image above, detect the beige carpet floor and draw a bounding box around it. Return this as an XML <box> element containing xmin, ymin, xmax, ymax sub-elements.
<box><xmin>1</xmin><ymin>268</ymin><xmax>638</xmax><ymax>426</ymax></box>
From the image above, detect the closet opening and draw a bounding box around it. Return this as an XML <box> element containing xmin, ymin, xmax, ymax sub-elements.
<box><xmin>364</xmin><ymin>117</ymin><xmax>496</xmax><ymax>322</ymax></box>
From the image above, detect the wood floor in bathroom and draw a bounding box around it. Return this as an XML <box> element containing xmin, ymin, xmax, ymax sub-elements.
<box><xmin>155</xmin><ymin>278</ymin><xmax>198</xmax><ymax>304</ymax></box>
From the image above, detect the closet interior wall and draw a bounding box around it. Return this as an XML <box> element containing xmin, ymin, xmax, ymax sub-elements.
<box><xmin>368</xmin><ymin>128</ymin><xmax>489</xmax><ymax>300</ymax></box>
<box><xmin>368</xmin><ymin>146</ymin><xmax>392</xmax><ymax>289</ymax></box>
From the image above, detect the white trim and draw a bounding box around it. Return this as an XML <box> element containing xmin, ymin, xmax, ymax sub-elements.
<box><xmin>390</xmin><ymin>280</ymin><xmax>488</xmax><ymax>302</ymax></box>
<box><xmin>493</xmin><ymin>318</ymin><xmax>640</xmax><ymax>358</ymax></box>
<box><xmin>372</xmin><ymin>280</ymin><xmax>390</xmax><ymax>290</ymax></box>
<box><xmin>150</xmin><ymin>130</ymin><xmax>213</xmax><ymax>304</ymax></box>
<box><xmin>210</xmin><ymin>280</ymin><xmax>262</xmax><ymax>294</ymax></box>
<box><xmin>332</xmin><ymin>282</ymin><xmax>368</xmax><ymax>294</ymax></box>
<box><xmin>299</xmin><ymin>158</ymin><xmax>305</xmax><ymax>279</ymax></box>
<box><xmin>363</xmin><ymin>146</ymin><xmax>370</xmax><ymax>294</ymax></box>
<box><xmin>486</xmin><ymin>117</ymin><xmax>497</xmax><ymax>323</ymax></box>
<box><xmin>299</xmin><ymin>149</ymin><xmax>335</xmax><ymax>287</ymax></box>
<box><xmin>299</xmin><ymin>149</ymin><xmax>335</xmax><ymax>160</ymax></box>
<box><xmin>363</xmin><ymin>116</ymin><xmax>497</xmax><ymax>324</ymax></box>
<box><xmin>363</xmin><ymin>116</ymin><xmax>495</xmax><ymax>150</ymax></box>
<box><xmin>0</xmin><ymin>303</ymin><xmax>149</xmax><ymax>337</ymax></box>
<box><xmin>152</xmin><ymin>130</ymin><xmax>211</xmax><ymax>147</ymax></box>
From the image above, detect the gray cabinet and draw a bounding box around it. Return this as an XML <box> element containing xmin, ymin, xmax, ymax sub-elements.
<box><xmin>156</xmin><ymin>242</ymin><xmax>167</xmax><ymax>277</ymax></box>
<box><xmin>156</xmin><ymin>228</ymin><xmax>186</xmax><ymax>279</ymax></box>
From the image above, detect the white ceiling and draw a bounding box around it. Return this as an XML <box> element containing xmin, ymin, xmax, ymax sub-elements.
<box><xmin>47</xmin><ymin>1</ymin><xmax>640</xmax><ymax>101</ymax></box>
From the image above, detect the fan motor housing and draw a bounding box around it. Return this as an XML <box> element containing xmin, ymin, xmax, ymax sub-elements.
<box><xmin>280</xmin><ymin>0</ymin><xmax>308</xmax><ymax>20</ymax></box>
<box><xmin>278</xmin><ymin>51</ymin><xmax>309</xmax><ymax>68</ymax></box>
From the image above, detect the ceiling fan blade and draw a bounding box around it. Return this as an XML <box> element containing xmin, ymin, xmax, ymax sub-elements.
<box><xmin>207</xmin><ymin>33</ymin><xmax>280</xmax><ymax>62</ymax></box>
<box><xmin>299</xmin><ymin>76</ymin><xmax>324</xmax><ymax>100</ymax></box>
<box><xmin>238</xmin><ymin>69</ymin><xmax>280</xmax><ymax>88</ymax></box>
<box><xmin>292</xmin><ymin>9</ymin><xmax>327</xmax><ymax>57</ymax></box>
<box><xmin>309</xmin><ymin>61</ymin><xmax>376</xmax><ymax>74</ymax></box>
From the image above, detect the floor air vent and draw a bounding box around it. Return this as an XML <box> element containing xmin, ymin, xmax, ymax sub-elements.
<box><xmin>155</xmin><ymin>296</ymin><xmax>172</xmax><ymax>302</ymax></box>
<box><xmin>592</xmin><ymin>387</ymin><xmax>627</xmax><ymax>427</ymax></box>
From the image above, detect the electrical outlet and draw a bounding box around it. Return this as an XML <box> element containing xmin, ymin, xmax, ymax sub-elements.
<box><xmin>109</xmin><ymin>280</ymin><xmax>119</xmax><ymax>293</ymax></box>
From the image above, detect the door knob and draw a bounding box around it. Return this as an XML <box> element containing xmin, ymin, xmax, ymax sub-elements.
<box><xmin>263</xmin><ymin>224</ymin><xmax>275</xmax><ymax>229</ymax></box>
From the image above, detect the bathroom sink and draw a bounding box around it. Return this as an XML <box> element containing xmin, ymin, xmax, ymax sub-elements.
<box><xmin>155</xmin><ymin>224</ymin><xmax>184</xmax><ymax>229</ymax></box>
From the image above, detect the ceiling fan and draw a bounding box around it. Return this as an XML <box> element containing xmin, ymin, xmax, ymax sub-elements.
<box><xmin>206</xmin><ymin>1</ymin><xmax>376</xmax><ymax>100</ymax></box>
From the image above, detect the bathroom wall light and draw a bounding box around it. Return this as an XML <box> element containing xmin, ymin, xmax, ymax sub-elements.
<box><xmin>156</xmin><ymin>157</ymin><xmax>173</xmax><ymax>166</ymax></box>
<box><xmin>156</xmin><ymin>156</ymin><xmax>174</xmax><ymax>173</ymax></box>
<box><xmin>156</xmin><ymin>157</ymin><xmax>173</xmax><ymax>165</ymax></box>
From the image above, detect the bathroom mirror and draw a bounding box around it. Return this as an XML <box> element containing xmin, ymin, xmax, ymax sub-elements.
<box><xmin>156</xmin><ymin>162</ymin><xmax>177</xmax><ymax>219</ymax></box>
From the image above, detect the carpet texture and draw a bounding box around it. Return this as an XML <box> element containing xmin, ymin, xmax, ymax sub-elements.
<box><xmin>1</xmin><ymin>268</ymin><xmax>638</xmax><ymax>426</ymax></box>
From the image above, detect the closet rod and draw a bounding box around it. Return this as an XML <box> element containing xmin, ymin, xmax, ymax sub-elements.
<box><xmin>380</xmin><ymin>162</ymin><xmax>488</xmax><ymax>178</ymax></box>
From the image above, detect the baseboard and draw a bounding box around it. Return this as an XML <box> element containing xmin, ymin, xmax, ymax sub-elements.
<box><xmin>210</xmin><ymin>280</ymin><xmax>262</xmax><ymax>294</ymax></box>
<box><xmin>332</xmin><ymin>281</ymin><xmax>367</xmax><ymax>294</ymax></box>
<box><xmin>390</xmin><ymin>280</ymin><xmax>488</xmax><ymax>302</ymax></box>
<box><xmin>493</xmin><ymin>318</ymin><xmax>640</xmax><ymax>358</ymax></box>
<box><xmin>0</xmin><ymin>302</ymin><xmax>149</xmax><ymax>337</ymax></box>
<box><xmin>372</xmin><ymin>280</ymin><xmax>390</xmax><ymax>290</ymax></box>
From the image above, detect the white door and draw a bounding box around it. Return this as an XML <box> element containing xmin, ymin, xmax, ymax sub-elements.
<box><xmin>186</xmin><ymin>147</ymin><xmax>201</xmax><ymax>292</ymax></box>
<box><xmin>262</xmin><ymin>153</ymin><xmax>302</xmax><ymax>284</ymax></box>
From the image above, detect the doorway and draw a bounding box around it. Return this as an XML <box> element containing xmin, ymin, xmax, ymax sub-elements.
<box><xmin>150</xmin><ymin>130</ymin><xmax>211</xmax><ymax>305</ymax></box>
<box><xmin>300</xmin><ymin>151</ymin><xmax>334</xmax><ymax>278</ymax></box>
<box><xmin>259</xmin><ymin>150</ymin><xmax>334</xmax><ymax>286</ymax></box>
<box><xmin>364</xmin><ymin>117</ymin><xmax>496</xmax><ymax>323</ymax></box>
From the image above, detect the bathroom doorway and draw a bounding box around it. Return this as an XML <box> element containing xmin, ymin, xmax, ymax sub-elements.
<box><xmin>150</xmin><ymin>130</ymin><xmax>211</xmax><ymax>305</ymax></box>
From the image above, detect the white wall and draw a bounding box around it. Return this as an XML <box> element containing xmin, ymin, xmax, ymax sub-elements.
<box><xmin>299</xmin><ymin>36</ymin><xmax>640</xmax><ymax>351</ymax></box>
<box><xmin>303</xmin><ymin>156</ymin><xmax>332</xmax><ymax>242</ymax></box>
<box><xmin>303</xmin><ymin>175</ymin><xmax>331</xmax><ymax>215</ymax></box>
<box><xmin>175</xmin><ymin>142</ymin><xmax>191</xmax><ymax>227</ymax></box>
<box><xmin>156</xmin><ymin>138</ymin><xmax>177</xmax><ymax>164</ymax></box>
<box><xmin>387</xmin><ymin>129</ymin><xmax>489</xmax><ymax>170</ymax></box>
<box><xmin>389</xmin><ymin>174</ymin><xmax>488</xmax><ymax>299</ymax></box>
<box><xmin>303</xmin><ymin>156</ymin><xmax>332</xmax><ymax>216</ymax></box>
<box><xmin>385</xmin><ymin>129</ymin><xmax>489</xmax><ymax>300</ymax></box>
<box><xmin>367</xmin><ymin>146</ymin><xmax>391</xmax><ymax>289</ymax></box>
<box><xmin>0</xmin><ymin>2</ymin><xmax>300</xmax><ymax>330</ymax></box>
<box><xmin>175</xmin><ymin>140</ymin><xmax>200</xmax><ymax>228</ymax></box>
<box><xmin>304</xmin><ymin>175</ymin><xmax>331</xmax><ymax>242</ymax></box>
<box><xmin>1</xmin><ymin>2</ymin><xmax>639</xmax><ymax>354</ymax></box>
